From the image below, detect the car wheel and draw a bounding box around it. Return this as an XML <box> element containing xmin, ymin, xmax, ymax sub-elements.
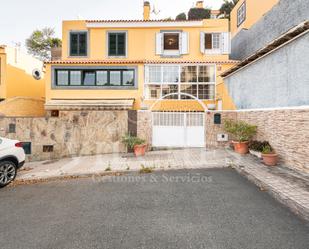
<box><xmin>0</xmin><ymin>161</ymin><xmax>17</xmax><ymax>188</ymax></box>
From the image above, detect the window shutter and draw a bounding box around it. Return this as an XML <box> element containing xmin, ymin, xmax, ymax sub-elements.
<box><xmin>144</xmin><ymin>65</ymin><xmax>149</xmax><ymax>83</ymax></box>
<box><xmin>200</xmin><ymin>32</ymin><xmax>205</xmax><ymax>54</ymax></box>
<box><xmin>156</xmin><ymin>33</ymin><xmax>163</xmax><ymax>55</ymax></box>
<box><xmin>221</xmin><ymin>32</ymin><xmax>231</xmax><ymax>54</ymax></box>
<box><xmin>180</xmin><ymin>32</ymin><xmax>189</xmax><ymax>54</ymax></box>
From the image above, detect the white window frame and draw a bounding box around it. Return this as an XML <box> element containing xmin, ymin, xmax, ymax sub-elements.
<box><xmin>204</xmin><ymin>32</ymin><xmax>222</xmax><ymax>54</ymax></box>
<box><xmin>144</xmin><ymin>64</ymin><xmax>216</xmax><ymax>101</ymax></box>
<box><xmin>237</xmin><ymin>1</ymin><xmax>246</xmax><ymax>27</ymax></box>
<box><xmin>162</xmin><ymin>31</ymin><xmax>181</xmax><ymax>57</ymax></box>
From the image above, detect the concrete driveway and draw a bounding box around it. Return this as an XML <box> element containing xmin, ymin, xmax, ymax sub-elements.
<box><xmin>1</xmin><ymin>169</ymin><xmax>308</xmax><ymax>249</ymax></box>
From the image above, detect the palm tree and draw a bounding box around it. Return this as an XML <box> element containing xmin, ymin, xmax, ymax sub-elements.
<box><xmin>219</xmin><ymin>0</ymin><xmax>239</xmax><ymax>19</ymax></box>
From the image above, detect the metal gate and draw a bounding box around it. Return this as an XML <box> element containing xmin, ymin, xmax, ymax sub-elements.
<box><xmin>152</xmin><ymin>112</ymin><xmax>205</xmax><ymax>148</ymax></box>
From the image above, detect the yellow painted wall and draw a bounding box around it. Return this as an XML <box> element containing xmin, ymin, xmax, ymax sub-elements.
<box><xmin>6</xmin><ymin>64</ymin><xmax>45</xmax><ymax>98</ymax></box>
<box><xmin>46</xmin><ymin>63</ymin><xmax>144</xmax><ymax>110</ymax></box>
<box><xmin>231</xmin><ymin>0</ymin><xmax>279</xmax><ymax>37</ymax></box>
<box><xmin>0</xmin><ymin>47</ymin><xmax>7</xmax><ymax>99</ymax></box>
<box><xmin>0</xmin><ymin>46</ymin><xmax>45</xmax><ymax>116</ymax></box>
<box><xmin>47</xmin><ymin>19</ymin><xmax>236</xmax><ymax>111</ymax></box>
<box><xmin>0</xmin><ymin>97</ymin><xmax>45</xmax><ymax>117</ymax></box>
<box><xmin>61</xmin><ymin>19</ymin><xmax>230</xmax><ymax>61</ymax></box>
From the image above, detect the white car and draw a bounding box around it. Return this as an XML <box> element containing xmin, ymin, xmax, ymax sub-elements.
<box><xmin>0</xmin><ymin>137</ymin><xmax>25</xmax><ymax>187</ymax></box>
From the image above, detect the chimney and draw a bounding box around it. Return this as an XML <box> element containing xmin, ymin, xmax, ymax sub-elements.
<box><xmin>196</xmin><ymin>1</ymin><xmax>204</xmax><ymax>8</ymax></box>
<box><xmin>143</xmin><ymin>1</ymin><xmax>150</xmax><ymax>20</ymax></box>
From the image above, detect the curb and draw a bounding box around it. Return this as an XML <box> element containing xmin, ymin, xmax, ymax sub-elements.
<box><xmin>226</xmin><ymin>151</ymin><xmax>309</xmax><ymax>222</ymax></box>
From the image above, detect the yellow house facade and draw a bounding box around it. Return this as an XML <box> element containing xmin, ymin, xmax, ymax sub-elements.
<box><xmin>230</xmin><ymin>0</ymin><xmax>280</xmax><ymax>37</ymax></box>
<box><xmin>45</xmin><ymin>2</ymin><xmax>237</xmax><ymax>112</ymax></box>
<box><xmin>0</xmin><ymin>46</ymin><xmax>45</xmax><ymax>116</ymax></box>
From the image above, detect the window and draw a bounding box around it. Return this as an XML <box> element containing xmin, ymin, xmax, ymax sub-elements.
<box><xmin>70</xmin><ymin>71</ymin><xmax>82</xmax><ymax>86</ymax></box>
<box><xmin>108</xmin><ymin>32</ymin><xmax>126</xmax><ymax>57</ymax></box>
<box><xmin>110</xmin><ymin>71</ymin><xmax>121</xmax><ymax>86</ymax></box>
<box><xmin>205</xmin><ymin>33</ymin><xmax>221</xmax><ymax>50</ymax></box>
<box><xmin>181</xmin><ymin>66</ymin><xmax>197</xmax><ymax>82</ymax></box>
<box><xmin>198</xmin><ymin>65</ymin><xmax>216</xmax><ymax>82</ymax></box>
<box><xmin>163</xmin><ymin>66</ymin><xmax>179</xmax><ymax>83</ymax></box>
<box><xmin>145</xmin><ymin>65</ymin><xmax>216</xmax><ymax>100</ymax></box>
<box><xmin>54</xmin><ymin>68</ymin><xmax>136</xmax><ymax>87</ymax></box>
<box><xmin>43</xmin><ymin>145</ymin><xmax>54</xmax><ymax>153</ymax></box>
<box><xmin>83</xmin><ymin>71</ymin><xmax>96</xmax><ymax>86</ymax></box>
<box><xmin>56</xmin><ymin>70</ymin><xmax>69</xmax><ymax>86</ymax></box>
<box><xmin>70</xmin><ymin>32</ymin><xmax>87</xmax><ymax>56</ymax></box>
<box><xmin>237</xmin><ymin>1</ymin><xmax>246</xmax><ymax>27</ymax></box>
<box><xmin>163</xmin><ymin>33</ymin><xmax>179</xmax><ymax>50</ymax></box>
<box><xmin>8</xmin><ymin>124</ymin><xmax>16</xmax><ymax>133</ymax></box>
<box><xmin>96</xmin><ymin>71</ymin><xmax>108</xmax><ymax>85</ymax></box>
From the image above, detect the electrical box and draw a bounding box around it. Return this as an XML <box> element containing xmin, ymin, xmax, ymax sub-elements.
<box><xmin>214</xmin><ymin>113</ymin><xmax>221</xmax><ymax>124</ymax></box>
<box><xmin>217</xmin><ymin>134</ymin><xmax>229</xmax><ymax>142</ymax></box>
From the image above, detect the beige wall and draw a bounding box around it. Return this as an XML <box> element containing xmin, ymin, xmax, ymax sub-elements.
<box><xmin>61</xmin><ymin>19</ymin><xmax>230</xmax><ymax>61</ymax></box>
<box><xmin>0</xmin><ymin>97</ymin><xmax>45</xmax><ymax>117</ymax></box>
<box><xmin>231</xmin><ymin>0</ymin><xmax>279</xmax><ymax>37</ymax></box>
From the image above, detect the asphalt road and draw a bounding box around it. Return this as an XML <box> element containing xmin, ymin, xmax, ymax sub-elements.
<box><xmin>0</xmin><ymin>169</ymin><xmax>308</xmax><ymax>249</ymax></box>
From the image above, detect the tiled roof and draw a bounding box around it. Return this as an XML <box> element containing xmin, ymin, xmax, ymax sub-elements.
<box><xmin>45</xmin><ymin>59</ymin><xmax>238</xmax><ymax>65</ymax></box>
<box><xmin>86</xmin><ymin>19</ymin><xmax>203</xmax><ymax>23</ymax></box>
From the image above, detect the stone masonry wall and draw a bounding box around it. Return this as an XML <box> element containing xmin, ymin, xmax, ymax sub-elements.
<box><xmin>206</xmin><ymin>108</ymin><xmax>309</xmax><ymax>173</ymax></box>
<box><xmin>137</xmin><ymin>110</ymin><xmax>152</xmax><ymax>150</ymax></box>
<box><xmin>0</xmin><ymin>110</ymin><xmax>128</xmax><ymax>161</ymax></box>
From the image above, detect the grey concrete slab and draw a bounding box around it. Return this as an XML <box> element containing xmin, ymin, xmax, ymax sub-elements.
<box><xmin>0</xmin><ymin>169</ymin><xmax>308</xmax><ymax>249</ymax></box>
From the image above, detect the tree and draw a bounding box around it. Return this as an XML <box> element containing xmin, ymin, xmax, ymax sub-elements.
<box><xmin>26</xmin><ymin>28</ymin><xmax>61</xmax><ymax>61</ymax></box>
<box><xmin>219</xmin><ymin>0</ymin><xmax>239</xmax><ymax>19</ymax></box>
<box><xmin>188</xmin><ymin>7</ymin><xmax>211</xmax><ymax>20</ymax></box>
<box><xmin>176</xmin><ymin>12</ymin><xmax>187</xmax><ymax>21</ymax></box>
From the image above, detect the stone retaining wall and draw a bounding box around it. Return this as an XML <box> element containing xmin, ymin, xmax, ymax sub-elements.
<box><xmin>0</xmin><ymin>110</ymin><xmax>128</xmax><ymax>161</ymax></box>
<box><xmin>1</xmin><ymin>108</ymin><xmax>308</xmax><ymax>173</ymax></box>
<box><xmin>206</xmin><ymin>108</ymin><xmax>309</xmax><ymax>173</ymax></box>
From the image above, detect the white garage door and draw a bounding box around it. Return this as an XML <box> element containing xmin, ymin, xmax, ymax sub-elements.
<box><xmin>152</xmin><ymin>112</ymin><xmax>205</xmax><ymax>148</ymax></box>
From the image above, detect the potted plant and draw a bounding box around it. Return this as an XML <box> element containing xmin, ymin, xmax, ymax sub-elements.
<box><xmin>261</xmin><ymin>145</ymin><xmax>278</xmax><ymax>166</ymax></box>
<box><xmin>224</xmin><ymin>119</ymin><xmax>257</xmax><ymax>154</ymax></box>
<box><xmin>249</xmin><ymin>141</ymin><xmax>271</xmax><ymax>158</ymax></box>
<box><xmin>122</xmin><ymin>133</ymin><xmax>147</xmax><ymax>157</ymax></box>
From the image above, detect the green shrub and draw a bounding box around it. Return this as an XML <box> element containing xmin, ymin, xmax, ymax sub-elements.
<box><xmin>188</xmin><ymin>8</ymin><xmax>211</xmax><ymax>20</ymax></box>
<box><xmin>122</xmin><ymin>133</ymin><xmax>146</xmax><ymax>149</ymax></box>
<box><xmin>176</xmin><ymin>12</ymin><xmax>187</xmax><ymax>21</ymax></box>
<box><xmin>249</xmin><ymin>141</ymin><xmax>271</xmax><ymax>152</ymax></box>
<box><xmin>224</xmin><ymin>119</ymin><xmax>257</xmax><ymax>142</ymax></box>
<box><xmin>262</xmin><ymin>145</ymin><xmax>274</xmax><ymax>154</ymax></box>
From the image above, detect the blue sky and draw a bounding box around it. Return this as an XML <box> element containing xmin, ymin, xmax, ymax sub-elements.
<box><xmin>0</xmin><ymin>0</ymin><xmax>223</xmax><ymax>48</ymax></box>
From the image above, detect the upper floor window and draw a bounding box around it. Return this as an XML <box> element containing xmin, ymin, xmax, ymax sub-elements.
<box><xmin>54</xmin><ymin>68</ymin><xmax>136</xmax><ymax>88</ymax></box>
<box><xmin>156</xmin><ymin>31</ymin><xmax>189</xmax><ymax>57</ymax></box>
<box><xmin>70</xmin><ymin>32</ymin><xmax>88</xmax><ymax>56</ymax></box>
<box><xmin>205</xmin><ymin>33</ymin><xmax>221</xmax><ymax>50</ymax></box>
<box><xmin>200</xmin><ymin>32</ymin><xmax>230</xmax><ymax>55</ymax></box>
<box><xmin>163</xmin><ymin>33</ymin><xmax>180</xmax><ymax>50</ymax></box>
<box><xmin>108</xmin><ymin>32</ymin><xmax>127</xmax><ymax>57</ymax></box>
<box><xmin>237</xmin><ymin>1</ymin><xmax>246</xmax><ymax>27</ymax></box>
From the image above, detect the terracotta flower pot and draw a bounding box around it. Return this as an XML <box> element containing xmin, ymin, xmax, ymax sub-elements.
<box><xmin>232</xmin><ymin>141</ymin><xmax>249</xmax><ymax>154</ymax></box>
<box><xmin>134</xmin><ymin>144</ymin><xmax>147</xmax><ymax>157</ymax></box>
<box><xmin>262</xmin><ymin>153</ymin><xmax>278</xmax><ymax>166</ymax></box>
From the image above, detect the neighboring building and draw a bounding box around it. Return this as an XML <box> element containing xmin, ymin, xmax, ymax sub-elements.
<box><xmin>0</xmin><ymin>46</ymin><xmax>45</xmax><ymax>116</ymax></box>
<box><xmin>222</xmin><ymin>0</ymin><xmax>309</xmax><ymax>109</ymax></box>
<box><xmin>45</xmin><ymin>1</ymin><xmax>236</xmax><ymax>114</ymax></box>
<box><xmin>210</xmin><ymin>10</ymin><xmax>221</xmax><ymax>19</ymax></box>
<box><xmin>230</xmin><ymin>0</ymin><xmax>280</xmax><ymax>38</ymax></box>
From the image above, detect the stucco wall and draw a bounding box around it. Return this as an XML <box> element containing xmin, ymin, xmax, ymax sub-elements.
<box><xmin>231</xmin><ymin>0</ymin><xmax>309</xmax><ymax>60</ymax></box>
<box><xmin>0</xmin><ymin>97</ymin><xmax>45</xmax><ymax>117</ymax></box>
<box><xmin>0</xmin><ymin>110</ymin><xmax>128</xmax><ymax>161</ymax></box>
<box><xmin>225</xmin><ymin>33</ymin><xmax>309</xmax><ymax>109</ymax></box>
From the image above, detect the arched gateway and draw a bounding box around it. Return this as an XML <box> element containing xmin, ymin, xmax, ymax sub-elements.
<box><xmin>149</xmin><ymin>93</ymin><xmax>208</xmax><ymax>148</ymax></box>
